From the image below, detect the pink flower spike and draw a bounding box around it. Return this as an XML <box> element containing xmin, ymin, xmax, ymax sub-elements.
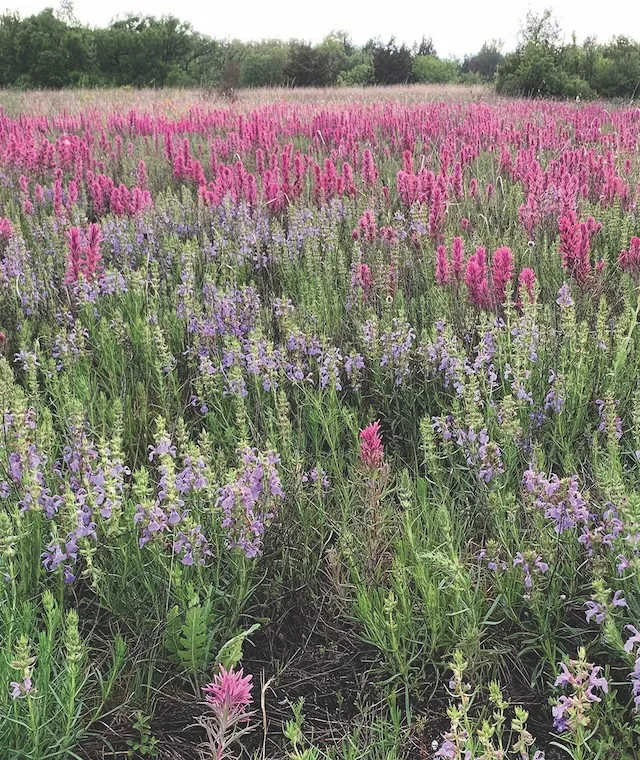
<box><xmin>64</xmin><ymin>226</ymin><xmax>84</xmax><ymax>284</ymax></box>
<box><xmin>619</xmin><ymin>237</ymin><xmax>640</xmax><ymax>278</ymax></box>
<box><xmin>491</xmin><ymin>246</ymin><xmax>514</xmax><ymax>306</ymax></box>
<box><xmin>465</xmin><ymin>246</ymin><xmax>489</xmax><ymax>308</ymax></box>
<box><xmin>84</xmin><ymin>223</ymin><xmax>103</xmax><ymax>279</ymax></box>
<box><xmin>518</xmin><ymin>267</ymin><xmax>537</xmax><ymax>303</ymax></box>
<box><xmin>354</xmin><ymin>263</ymin><xmax>373</xmax><ymax>292</ymax></box>
<box><xmin>359</xmin><ymin>421</ymin><xmax>384</xmax><ymax>469</ymax></box>
<box><xmin>0</xmin><ymin>217</ymin><xmax>13</xmax><ymax>243</ymax></box>
<box><xmin>435</xmin><ymin>244</ymin><xmax>450</xmax><ymax>286</ymax></box>
<box><xmin>451</xmin><ymin>236</ymin><xmax>465</xmax><ymax>281</ymax></box>
<box><xmin>203</xmin><ymin>665</ymin><xmax>253</xmax><ymax>717</ymax></box>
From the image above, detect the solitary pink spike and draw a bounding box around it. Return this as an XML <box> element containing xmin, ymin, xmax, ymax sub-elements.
<box><xmin>64</xmin><ymin>227</ymin><xmax>84</xmax><ymax>284</ymax></box>
<box><xmin>202</xmin><ymin>665</ymin><xmax>253</xmax><ymax>717</ymax></box>
<box><xmin>0</xmin><ymin>217</ymin><xmax>13</xmax><ymax>243</ymax></box>
<box><xmin>451</xmin><ymin>237</ymin><xmax>465</xmax><ymax>281</ymax></box>
<box><xmin>84</xmin><ymin>223</ymin><xmax>103</xmax><ymax>279</ymax></box>
<box><xmin>518</xmin><ymin>267</ymin><xmax>537</xmax><ymax>303</ymax></box>
<box><xmin>359</xmin><ymin>421</ymin><xmax>384</xmax><ymax>469</ymax></box>
<box><xmin>491</xmin><ymin>246</ymin><xmax>514</xmax><ymax>305</ymax></box>
<box><xmin>435</xmin><ymin>245</ymin><xmax>450</xmax><ymax>285</ymax></box>
<box><xmin>465</xmin><ymin>247</ymin><xmax>489</xmax><ymax>308</ymax></box>
<box><xmin>619</xmin><ymin>237</ymin><xmax>640</xmax><ymax>275</ymax></box>
<box><xmin>354</xmin><ymin>263</ymin><xmax>373</xmax><ymax>292</ymax></box>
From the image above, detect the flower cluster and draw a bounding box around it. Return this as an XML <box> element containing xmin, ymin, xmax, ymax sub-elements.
<box><xmin>433</xmin><ymin>417</ymin><xmax>504</xmax><ymax>483</ymax></box>
<box><xmin>203</xmin><ymin>665</ymin><xmax>253</xmax><ymax>719</ymax></box>
<box><xmin>217</xmin><ymin>448</ymin><xmax>284</xmax><ymax>557</ymax></box>
<box><xmin>513</xmin><ymin>550</ymin><xmax>549</xmax><ymax>597</ymax></box>
<box><xmin>359</xmin><ymin>421</ymin><xmax>384</xmax><ymax>470</ymax></box>
<box><xmin>552</xmin><ymin>648</ymin><xmax>608</xmax><ymax>732</ymax></box>
<box><xmin>199</xmin><ymin>665</ymin><xmax>256</xmax><ymax>760</ymax></box>
<box><xmin>522</xmin><ymin>469</ymin><xmax>588</xmax><ymax>533</ymax></box>
<box><xmin>64</xmin><ymin>224</ymin><xmax>103</xmax><ymax>284</ymax></box>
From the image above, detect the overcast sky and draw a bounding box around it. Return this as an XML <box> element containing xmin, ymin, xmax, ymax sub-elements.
<box><xmin>10</xmin><ymin>0</ymin><xmax>640</xmax><ymax>58</ymax></box>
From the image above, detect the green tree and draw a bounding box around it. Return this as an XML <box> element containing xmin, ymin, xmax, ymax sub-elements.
<box><xmin>0</xmin><ymin>12</ymin><xmax>21</xmax><ymax>87</ymax></box>
<box><xmin>95</xmin><ymin>15</ymin><xmax>197</xmax><ymax>87</ymax></box>
<box><xmin>465</xmin><ymin>40</ymin><xmax>504</xmax><ymax>80</ymax></box>
<box><xmin>14</xmin><ymin>9</ymin><xmax>93</xmax><ymax>88</ymax></box>
<box><xmin>337</xmin><ymin>60</ymin><xmax>375</xmax><ymax>86</ymax></box>
<box><xmin>412</xmin><ymin>56</ymin><xmax>459</xmax><ymax>84</ymax></box>
<box><xmin>591</xmin><ymin>36</ymin><xmax>640</xmax><ymax>99</ymax></box>
<box><xmin>496</xmin><ymin>9</ymin><xmax>584</xmax><ymax>97</ymax></box>
<box><xmin>367</xmin><ymin>37</ymin><xmax>413</xmax><ymax>85</ymax></box>
<box><xmin>413</xmin><ymin>35</ymin><xmax>436</xmax><ymax>57</ymax></box>
<box><xmin>240</xmin><ymin>41</ymin><xmax>287</xmax><ymax>87</ymax></box>
<box><xmin>284</xmin><ymin>40</ymin><xmax>329</xmax><ymax>86</ymax></box>
<box><xmin>315</xmin><ymin>31</ymin><xmax>351</xmax><ymax>85</ymax></box>
<box><xmin>518</xmin><ymin>8</ymin><xmax>563</xmax><ymax>47</ymax></box>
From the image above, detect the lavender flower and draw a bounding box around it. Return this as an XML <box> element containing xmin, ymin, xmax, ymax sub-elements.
<box><xmin>584</xmin><ymin>600</ymin><xmax>606</xmax><ymax>624</ymax></box>
<box><xmin>514</xmin><ymin>550</ymin><xmax>548</xmax><ymax>593</ymax></box>
<box><xmin>379</xmin><ymin>319</ymin><xmax>415</xmax><ymax>386</ymax></box>
<box><xmin>435</xmin><ymin>420</ymin><xmax>504</xmax><ymax>483</ymax></box>
<box><xmin>630</xmin><ymin>654</ymin><xmax>640</xmax><ymax>710</ymax></box>
<box><xmin>217</xmin><ymin>448</ymin><xmax>284</xmax><ymax>558</ymax></box>
<box><xmin>595</xmin><ymin>396</ymin><xmax>623</xmax><ymax>442</ymax></box>
<box><xmin>552</xmin><ymin>649</ymin><xmax>608</xmax><ymax>733</ymax></box>
<box><xmin>578</xmin><ymin>505</ymin><xmax>623</xmax><ymax>556</ymax></box>
<box><xmin>9</xmin><ymin>677</ymin><xmax>35</xmax><ymax>699</ymax></box>
<box><xmin>556</xmin><ymin>283</ymin><xmax>574</xmax><ymax>308</ymax></box>
<box><xmin>301</xmin><ymin>467</ymin><xmax>329</xmax><ymax>492</ymax></box>
<box><xmin>624</xmin><ymin>625</ymin><xmax>640</xmax><ymax>653</ymax></box>
<box><xmin>523</xmin><ymin>469</ymin><xmax>588</xmax><ymax>533</ymax></box>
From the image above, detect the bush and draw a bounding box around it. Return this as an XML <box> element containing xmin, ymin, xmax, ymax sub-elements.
<box><xmin>367</xmin><ymin>37</ymin><xmax>413</xmax><ymax>84</ymax></box>
<box><xmin>241</xmin><ymin>46</ymin><xmax>288</xmax><ymax>87</ymax></box>
<box><xmin>412</xmin><ymin>55</ymin><xmax>459</xmax><ymax>84</ymax></box>
<box><xmin>591</xmin><ymin>37</ymin><xmax>640</xmax><ymax>99</ymax></box>
<box><xmin>337</xmin><ymin>62</ymin><xmax>375</xmax><ymax>86</ymax></box>
<box><xmin>466</xmin><ymin>41</ymin><xmax>504</xmax><ymax>79</ymax></box>
<box><xmin>497</xmin><ymin>43</ymin><xmax>565</xmax><ymax>97</ymax></box>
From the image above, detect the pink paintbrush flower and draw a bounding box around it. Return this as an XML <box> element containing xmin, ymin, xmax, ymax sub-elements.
<box><xmin>0</xmin><ymin>217</ymin><xmax>13</xmax><ymax>243</ymax></box>
<box><xmin>518</xmin><ymin>267</ymin><xmax>537</xmax><ymax>303</ymax></box>
<box><xmin>359</xmin><ymin>421</ymin><xmax>384</xmax><ymax>469</ymax></box>
<box><xmin>435</xmin><ymin>244</ymin><xmax>450</xmax><ymax>285</ymax></box>
<box><xmin>465</xmin><ymin>247</ymin><xmax>489</xmax><ymax>308</ymax></box>
<box><xmin>64</xmin><ymin>226</ymin><xmax>84</xmax><ymax>284</ymax></box>
<box><xmin>491</xmin><ymin>246</ymin><xmax>514</xmax><ymax>306</ymax></box>
<box><xmin>619</xmin><ymin>237</ymin><xmax>640</xmax><ymax>279</ymax></box>
<box><xmin>451</xmin><ymin>236</ymin><xmax>465</xmax><ymax>281</ymax></box>
<box><xmin>203</xmin><ymin>665</ymin><xmax>253</xmax><ymax>720</ymax></box>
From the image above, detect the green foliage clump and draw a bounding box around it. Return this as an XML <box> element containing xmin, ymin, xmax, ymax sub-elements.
<box><xmin>496</xmin><ymin>9</ymin><xmax>640</xmax><ymax>100</ymax></box>
<box><xmin>412</xmin><ymin>55</ymin><xmax>459</xmax><ymax>84</ymax></box>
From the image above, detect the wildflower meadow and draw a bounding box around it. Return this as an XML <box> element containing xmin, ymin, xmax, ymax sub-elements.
<box><xmin>1</xmin><ymin>90</ymin><xmax>640</xmax><ymax>759</ymax></box>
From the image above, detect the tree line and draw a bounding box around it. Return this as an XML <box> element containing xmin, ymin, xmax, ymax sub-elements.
<box><xmin>0</xmin><ymin>6</ymin><xmax>640</xmax><ymax>100</ymax></box>
<box><xmin>0</xmin><ymin>7</ymin><xmax>500</xmax><ymax>90</ymax></box>
<box><xmin>496</xmin><ymin>10</ymin><xmax>640</xmax><ymax>99</ymax></box>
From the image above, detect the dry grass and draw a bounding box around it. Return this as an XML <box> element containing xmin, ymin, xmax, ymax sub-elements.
<box><xmin>0</xmin><ymin>83</ymin><xmax>495</xmax><ymax>116</ymax></box>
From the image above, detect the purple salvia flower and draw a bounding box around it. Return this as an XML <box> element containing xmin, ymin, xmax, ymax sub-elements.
<box><xmin>625</xmin><ymin>625</ymin><xmax>640</xmax><ymax>653</ymax></box>
<box><xmin>556</xmin><ymin>283</ymin><xmax>574</xmax><ymax>308</ymax></box>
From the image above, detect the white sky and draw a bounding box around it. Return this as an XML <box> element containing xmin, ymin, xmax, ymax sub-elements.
<box><xmin>8</xmin><ymin>0</ymin><xmax>640</xmax><ymax>58</ymax></box>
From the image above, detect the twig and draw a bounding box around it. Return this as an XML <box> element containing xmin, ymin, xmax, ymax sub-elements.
<box><xmin>261</xmin><ymin>675</ymin><xmax>275</xmax><ymax>760</ymax></box>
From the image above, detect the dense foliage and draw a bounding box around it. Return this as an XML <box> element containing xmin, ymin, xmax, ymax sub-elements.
<box><xmin>3</xmin><ymin>6</ymin><xmax>640</xmax><ymax>101</ymax></box>
<box><xmin>3</xmin><ymin>5</ymin><xmax>640</xmax><ymax>100</ymax></box>
<box><xmin>496</xmin><ymin>10</ymin><xmax>640</xmax><ymax>99</ymax></box>
<box><xmin>0</xmin><ymin>8</ymin><xmax>485</xmax><ymax>90</ymax></box>
<box><xmin>2</xmin><ymin>92</ymin><xmax>640</xmax><ymax>758</ymax></box>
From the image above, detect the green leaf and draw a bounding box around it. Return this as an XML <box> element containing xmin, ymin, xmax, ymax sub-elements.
<box><xmin>215</xmin><ymin>623</ymin><xmax>260</xmax><ymax>670</ymax></box>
